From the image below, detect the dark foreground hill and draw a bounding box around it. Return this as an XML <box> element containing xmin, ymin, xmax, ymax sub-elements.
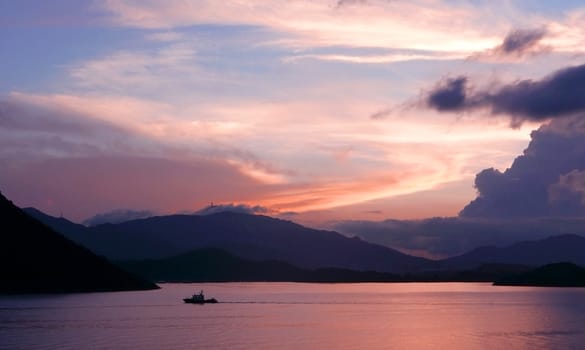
<box><xmin>494</xmin><ymin>262</ymin><xmax>585</xmax><ymax>287</ymax></box>
<box><xmin>26</xmin><ymin>210</ymin><xmax>432</xmax><ymax>273</ymax></box>
<box><xmin>0</xmin><ymin>192</ymin><xmax>158</xmax><ymax>294</ymax></box>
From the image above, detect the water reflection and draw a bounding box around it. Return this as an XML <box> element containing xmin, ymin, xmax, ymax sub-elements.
<box><xmin>1</xmin><ymin>283</ymin><xmax>584</xmax><ymax>349</ymax></box>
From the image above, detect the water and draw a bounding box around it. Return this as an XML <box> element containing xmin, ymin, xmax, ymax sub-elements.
<box><xmin>1</xmin><ymin>283</ymin><xmax>585</xmax><ymax>349</ymax></box>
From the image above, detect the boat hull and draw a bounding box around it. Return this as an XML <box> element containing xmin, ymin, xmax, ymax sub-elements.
<box><xmin>183</xmin><ymin>298</ymin><xmax>218</xmax><ymax>304</ymax></box>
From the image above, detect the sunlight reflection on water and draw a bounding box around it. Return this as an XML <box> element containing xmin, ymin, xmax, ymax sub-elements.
<box><xmin>1</xmin><ymin>283</ymin><xmax>585</xmax><ymax>349</ymax></box>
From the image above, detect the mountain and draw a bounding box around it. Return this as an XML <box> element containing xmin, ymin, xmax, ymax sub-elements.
<box><xmin>442</xmin><ymin>234</ymin><xmax>585</xmax><ymax>269</ymax></box>
<box><xmin>121</xmin><ymin>248</ymin><xmax>534</xmax><ymax>283</ymax></box>
<box><xmin>28</xmin><ymin>206</ymin><xmax>585</xmax><ymax>276</ymax></box>
<box><xmin>27</xmin><ymin>210</ymin><xmax>432</xmax><ymax>273</ymax></box>
<box><xmin>494</xmin><ymin>262</ymin><xmax>585</xmax><ymax>287</ymax></box>
<box><xmin>0</xmin><ymin>192</ymin><xmax>158</xmax><ymax>294</ymax></box>
<box><xmin>24</xmin><ymin>207</ymin><xmax>89</xmax><ymax>242</ymax></box>
<box><xmin>120</xmin><ymin>247</ymin><xmax>404</xmax><ymax>282</ymax></box>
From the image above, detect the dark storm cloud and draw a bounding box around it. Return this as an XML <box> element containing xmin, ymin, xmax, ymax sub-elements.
<box><xmin>82</xmin><ymin>209</ymin><xmax>156</xmax><ymax>226</ymax></box>
<box><xmin>423</xmin><ymin>63</ymin><xmax>585</xmax><ymax>124</ymax></box>
<box><xmin>487</xmin><ymin>64</ymin><xmax>585</xmax><ymax>123</ymax></box>
<box><xmin>425</xmin><ymin>76</ymin><xmax>471</xmax><ymax>111</ymax></box>
<box><xmin>460</xmin><ymin>116</ymin><xmax>585</xmax><ymax>218</ymax></box>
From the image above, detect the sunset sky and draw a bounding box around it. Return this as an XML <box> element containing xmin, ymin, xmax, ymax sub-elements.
<box><xmin>3</xmin><ymin>0</ymin><xmax>585</xmax><ymax>225</ymax></box>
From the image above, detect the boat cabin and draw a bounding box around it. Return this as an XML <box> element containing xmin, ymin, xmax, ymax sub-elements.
<box><xmin>191</xmin><ymin>290</ymin><xmax>205</xmax><ymax>301</ymax></box>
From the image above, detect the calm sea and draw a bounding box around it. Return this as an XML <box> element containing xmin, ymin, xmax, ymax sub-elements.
<box><xmin>1</xmin><ymin>283</ymin><xmax>585</xmax><ymax>349</ymax></box>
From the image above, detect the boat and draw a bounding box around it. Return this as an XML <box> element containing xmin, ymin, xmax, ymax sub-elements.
<box><xmin>183</xmin><ymin>290</ymin><xmax>218</xmax><ymax>304</ymax></box>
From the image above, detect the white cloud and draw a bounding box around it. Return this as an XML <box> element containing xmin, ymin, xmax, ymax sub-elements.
<box><xmin>69</xmin><ymin>43</ymin><xmax>200</xmax><ymax>92</ymax></box>
<box><xmin>97</xmin><ymin>0</ymin><xmax>585</xmax><ymax>59</ymax></box>
<box><xmin>284</xmin><ymin>52</ymin><xmax>467</xmax><ymax>64</ymax></box>
<box><xmin>99</xmin><ymin>0</ymin><xmax>502</xmax><ymax>52</ymax></box>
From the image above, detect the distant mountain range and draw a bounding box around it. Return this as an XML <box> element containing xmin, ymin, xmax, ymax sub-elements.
<box><xmin>24</xmin><ymin>209</ymin><xmax>431</xmax><ymax>273</ymax></box>
<box><xmin>120</xmin><ymin>247</ymin><xmax>533</xmax><ymax>283</ymax></box>
<box><xmin>120</xmin><ymin>247</ymin><xmax>408</xmax><ymax>283</ymax></box>
<box><xmin>0</xmin><ymin>193</ymin><xmax>158</xmax><ymax>294</ymax></box>
<box><xmin>23</xmin><ymin>207</ymin><xmax>585</xmax><ymax>278</ymax></box>
<box><xmin>441</xmin><ymin>234</ymin><xmax>585</xmax><ymax>269</ymax></box>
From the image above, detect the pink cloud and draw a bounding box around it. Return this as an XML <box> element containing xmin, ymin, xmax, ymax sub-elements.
<box><xmin>1</xmin><ymin>89</ymin><xmax>534</xmax><ymax>222</ymax></box>
<box><xmin>0</xmin><ymin>156</ymin><xmax>266</xmax><ymax>222</ymax></box>
<box><xmin>100</xmin><ymin>0</ymin><xmax>501</xmax><ymax>52</ymax></box>
<box><xmin>98</xmin><ymin>0</ymin><xmax>585</xmax><ymax>58</ymax></box>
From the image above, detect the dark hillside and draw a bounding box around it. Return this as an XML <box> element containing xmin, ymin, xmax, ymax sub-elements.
<box><xmin>0</xmin><ymin>192</ymin><xmax>158</xmax><ymax>294</ymax></box>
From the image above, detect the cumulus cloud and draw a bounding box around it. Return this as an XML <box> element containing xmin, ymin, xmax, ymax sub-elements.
<box><xmin>549</xmin><ymin>170</ymin><xmax>585</xmax><ymax>216</ymax></box>
<box><xmin>83</xmin><ymin>209</ymin><xmax>156</xmax><ymax>226</ymax></box>
<box><xmin>354</xmin><ymin>106</ymin><xmax>585</xmax><ymax>257</ymax></box>
<box><xmin>460</xmin><ymin>116</ymin><xmax>585</xmax><ymax>218</ymax></box>
<box><xmin>424</xmin><ymin>63</ymin><xmax>585</xmax><ymax>126</ymax></box>
<box><xmin>195</xmin><ymin>203</ymin><xmax>272</xmax><ymax>215</ymax></box>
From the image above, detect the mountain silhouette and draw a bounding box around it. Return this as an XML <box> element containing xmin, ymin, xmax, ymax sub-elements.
<box><xmin>121</xmin><ymin>247</ymin><xmax>405</xmax><ymax>282</ymax></box>
<box><xmin>1</xmin><ymin>192</ymin><xmax>158</xmax><ymax>294</ymax></box>
<box><xmin>442</xmin><ymin>234</ymin><xmax>585</xmax><ymax>269</ymax></box>
<box><xmin>25</xmin><ymin>210</ymin><xmax>432</xmax><ymax>273</ymax></box>
<box><xmin>121</xmin><ymin>248</ymin><xmax>534</xmax><ymax>283</ymax></box>
<box><xmin>26</xmin><ymin>207</ymin><xmax>585</xmax><ymax>276</ymax></box>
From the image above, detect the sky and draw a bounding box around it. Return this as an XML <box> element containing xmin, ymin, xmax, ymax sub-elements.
<box><xmin>3</xmin><ymin>0</ymin><xmax>585</xmax><ymax>227</ymax></box>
